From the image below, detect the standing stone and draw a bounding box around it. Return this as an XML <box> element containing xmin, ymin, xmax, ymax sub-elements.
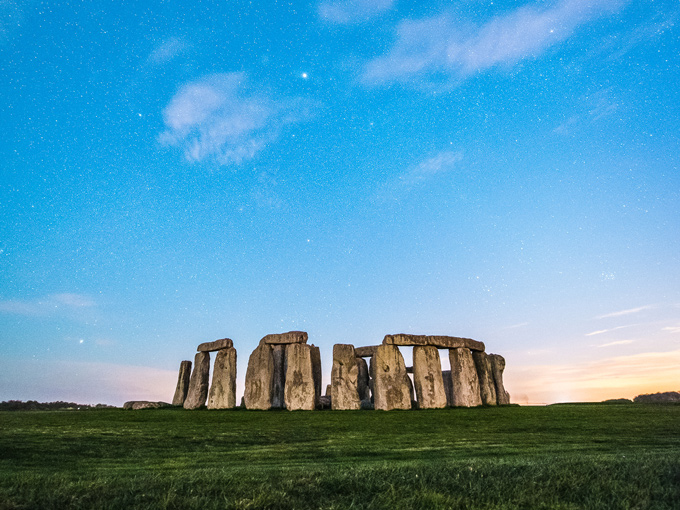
<box><xmin>489</xmin><ymin>354</ymin><xmax>511</xmax><ymax>405</ymax></box>
<box><xmin>472</xmin><ymin>351</ymin><xmax>497</xmax><ymax>406</ymax></box>
<box><xmin>356</xmin><ymin>357</ymin><xmax>370</xmax><ymax>401</ymax></box>
<box><xmin>184</xmin><ymin>352</ymin><xmax>211</xmax><ymax>409</ymax></box>
<box><xmin>413</xmin><ymin>346</ymin><xmax>447</xmax><ymax>409</ymax></box>
<box><xmin>207</xmin><ymin>348</ymin><xmax>237</xmax><ymax>409</ymax></box>
<box><xmin>373</xmin><ymin>344</ymin><xmax>412</xmax><ymax>410</ymax></box>
<box><xmin>331</xmin><ymin>344</ymin><xmax>361</xmax><ymax>410</ymax></box>
<box><xmin>310</xmin><ymin>344</ymin><xmax>322</xmax><ymax>407</ymax></box>
<box><xmin>284</xmin><ymin>343</ymin><xmax>316</xmax><ymax>411</ymax></box>
<box><xmin>244</xmin><ymin>343</ymin><xmax>274</xmax><ymax>410</ymax></box>
<box><xmin>442</xmin><ymin>370</ymin><xmax>453</xmax><ymax>406</ymax></box>
<box><xmin>271</xmin><ymin>344</ymin><xmax>286</xmax><ymax>409</ymax></box>
<box><xmin>449</xmin><ymin>348</ymin><xmax>482</xmax><ymax>407</ymax></box>
<box><xmin>172</xmin><ymin>360</ymin><xmax>192</xmax><ymax>406</ymax></box>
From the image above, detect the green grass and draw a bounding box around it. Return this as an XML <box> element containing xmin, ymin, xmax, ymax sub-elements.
<box><xmin>1</xmin><ymin>404</ymin><xmax>679</xmax><ymax>509</ymax></box>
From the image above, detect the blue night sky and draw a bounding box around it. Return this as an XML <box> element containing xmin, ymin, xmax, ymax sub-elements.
<box><xmin>1</xmin><ymin>0</ymin><xmax>679</xmax><ymax>405</ymax></box>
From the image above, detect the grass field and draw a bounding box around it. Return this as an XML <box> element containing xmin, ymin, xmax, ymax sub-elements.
<box><xmin>1</xmin><ymin>404</ymin><xmax>679</xmax><ymax>509</ymax></box>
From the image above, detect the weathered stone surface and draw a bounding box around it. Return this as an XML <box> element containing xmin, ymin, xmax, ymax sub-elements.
<box><xmin>449</xmin><ymin>348</ymin><xmax>482</xmax><ymax>407</ymax></box>
<box><xmin>356</xmin><ymin>357</ymin><xmax>370</xmax><ymax>401</ymax></box>
<box><xmin>325</xmin><ymin>384</ymin><xmax>332</xmax><ymax>397</ymax></box>
<box><xmin>442</xmin><ymin>370</ymin><xmax>453</xmax><ymax>406</ymax></box>
<box><xmin>472</xmin><ymin>351</ymin><xmax>497</xmax><ymax>406</ymax></box>
<box><xmin>331</xmin><ymin>344</ymin><xmax>361</xmax><ymax>410</ymax></box>
<box><xmin>489</xmin><ymin>354</ymin><xmax>510</xmax><ymax>405</ymax></box>
<box><xmin>172</xmin><ymin>360</ymin><xmax>192</xmax><ymax>406</ymax></box>
<box><xmin>184</xmin><ymin>351</ymin><xmax>211</xmax><ymax>409</ymax></box>
<box><xmin>383</xmin><ymin>334</ymin><xmax>485</xmax><ymax>352</ymax></box>
<box><xmin>284</xmin><ymin>343</ymin><xmax>316</xmax><ymax>410</ymax></box>
<box><xmin>197</xmin><ymin>338</ymin><xmax>233</xmax><ymax>352</ymax></box>
<box><xmin>207</xmin><ymin>347</ymin><xmax>237</xmax><ymax>409</ymax></box>
<box><xmin>413</xmin><ymin>346</ymin><xmax>447</xmax><ymax>409</ymax></box>
<box><xmin>310</xmin><ymin>344</ymin><xmax>322</xmax><ymax>407</ymax></box>
<box><xmin>271</xmin><ymin>344</ymin><xmax>286</xmax><ymax>409</ymax></box>
<box><xmin>260</xmin><ymin>331</ymin><xmax>308</xmax><ymax>345</ymax></box>
<box><xmin>354</xmin><ymin>346</ymin><xmax>380</xmax><ymax>358</ymax></box>
<box><xmin>124</xmin><ymin>401</ymin><xmax>171</xmax><ymax>410</ymax></box>
<box><xmin>373</xmin><ymin>344</ymin><xmax>412</xmax><ymax>410</ymax></box>
<box><xmin>244</xmin><ymin>343</ymin><xmax>274</xmax><ymax>410</ymax></box>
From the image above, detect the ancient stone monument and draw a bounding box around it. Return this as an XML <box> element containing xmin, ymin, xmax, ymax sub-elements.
<box><xmin>183</xmin><ymin>351</ymin><xmax>211</xmax><ymax>409</ymax></box>
<box><xmin>243</xmin><ymin>331</ymin><xmax>320</xmax><ymax>411</ymax></box>
<box><xmin>207</xmin><ymin>347</ymin><xmax>237</xmax><ymax>409</ymax></box>
<box><xmin>489</xmin><ymin>354</ymin><xmax>510</xmax><ymax>405</ymax></box>
<box><xmin>449</xmin><ymin>347</ymin><xmax>482</xmax><ymax>407</ymax></box>
<box><xmin>413</xmin><ymin>345</ymin><xmax>447</xmax><ymax>409</ymax></box>
<box><xmin>472</xmin><ymin>351</ymin><xmax>497</xmax><ymax>406</ymax></box>
<box><xmin>172</xmin><ymin>360</ymin><xmax>192</xmax><ymax>406</ymax></box>
<box><xmin>331</xmin><ymin>344</ymin><xmax>361</xmax><ymax>410</ymax></box>
<box><xmin>170</xmin><ymin>330</ymin><xmax>510</xmax><ymax>411</ymax></box>
<box><xmin>373</xmin><ymin>344</ymin><xmax>412</xmax><ymax>410</ymax></box>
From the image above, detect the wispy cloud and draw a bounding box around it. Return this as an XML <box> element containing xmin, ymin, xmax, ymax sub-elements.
<box><xmin>319</xmin><ymin>0</ymin><xmax>395</xmax><ymax>24</ymax></box>
<box><xmin>662</xmin><ymin>326</ymin><xmax>680</xmax><ymax>334</ymax></box>
<box><xmin>597</xmin><ymin>339</ymin><xmax>634</xmax><ymax>348</ymax></box>
<box><xmin>596</xmin><ymin>305</ymin><xmax>656</xmax><ymax>319</ymax></box>
<box><xmin>376</xmin><ymin>150</ymin><xmax>463</xmax><ymax>201</ymax></box>
<box><xmin>0</xmin><ymin>293</ymin><xmax>96</xmax><ymax>318</ymax></box>
<box><xmin>361</xmin><ymin>0</ymin><xmax>627</xmax><ymax>88</ymax></box>
<box><xmin>586</xmin><ymin>324</ymin><xmax>636</xmax><ymax>336</ymax></box>
<box><xmin>148</xmin><ymin>37</ymin><xmax>187</xmax><ymax>65</ymax></box>
<box><xmin>158</xmin><ymin>73</ymin><xmax>312</xmax><ymax>166</ymax></box>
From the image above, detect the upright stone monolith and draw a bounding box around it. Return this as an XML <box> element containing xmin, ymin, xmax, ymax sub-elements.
<box><xmin>449</xmin><ymin>347</ymin><xmax>482</xmax><ymax>407</ymax></box>
<box><xmin>413</xmin><ymin>345</ymin><xmax>447</xmax><ymax>409</ymax></box>
<box><xmin>472</xmin><ymin>351</ymin><xmax>497</xmax><ymax>406</ymax></box>
<box><xmin>331</xmin><ymin>344</ymin><xmax>361</xmax><ymax>410</ymax></box>
<box><xmin>489</xmin><ymin>354</ymin><xmax>510</xmax><ymax>405</ymax></box>
<box><xmin>207</xmin><ymin>347</ymin><xmax>237</xmax><ymax>409</ymax></box>
<box><xmin>284</xmin><ymin>343</ymin><xmax>316</xmax><ymax>410</ymax></box>
<box><xmin>172</xmin><ymin>360</ymin><xmax>192</xmax><ymax>406</ymax></box>
<box><xmin>244</xmin><ymin>343</ymin><xmax>274</xmax><ymax>410</ymax></box>
<box><xmin>356</xmin><ymin>357</ymin><xmax>370</xmax><ymax>401</ymax></box>
<box><xmin>184</xmin><ymin>351</ymin><xmax>210</xmax><ymax>409</ymax></box>
<box><xmin>271</xmin><ymin>344</ymin><xmax>286</xmax><ymax>409</ymax></box>
<box><xmin>373</xmin><ymin>344</ymin><xmax>412</xmax><ymax>410</ymax></box>
<box><xmin>310</xmin><ymin>344</ymin><xmax>322</xmax><ymax>407</ymax></box>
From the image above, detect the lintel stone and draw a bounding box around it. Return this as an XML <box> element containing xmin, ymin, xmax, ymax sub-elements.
<box><xmin>354</xmin><ymin>346</ymin><xmax>380</xmax><ymax>357</ymax></box>
<box><xmin>197</xmin><ymin>338</ymin><xmax>233</xmax><ymax>352</ymax></box>
<box><xmin>383</xmin><ymin>334</ymin><xmax>485</xmax><ymax>352</ymax></box>
<box><xmin>260</xmin><ymin>331</ymin><xmax>308</xmax><ymax>345</ymax></box>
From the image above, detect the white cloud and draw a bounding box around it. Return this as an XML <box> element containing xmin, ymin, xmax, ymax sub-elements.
<box><xmin>597</xmin><ymin>339</ymin><xmax>634</xmax><ymax>348</ymax></box>
<box><xmin>595</xmin><ymin>305</ymin><xmax>656</xmax><ymax>319</ymax></box>
<box><xmin>148</xmin><ymin>37</ymin><xmax>187</xmax><ymax>65</ymax></box>
<box><xmin>362</xmin><ymin>0</ymin><xmax>627</xmax><ymax>88</ymax></box>
<box><xmin>376</xmin><ymin>150</ymin><xmax>463</xmax><ymax>201</ymax></box>
<box><xmin>0</xmin><ymin>293</ymin><xmax>96</xmax><ymax>318</ymax></box>
<box><xmin>158</xmin><ymin>73</ymin><xmax>311</xmax><ymax>166</ymax></box>
<box><xmin>319</xmin><ymin>0</ymin><xmax>394</xmax><ymax>24</ymax></box>
<box><xmin>586</xmin><ymin>324</ymin><xmax>636</xmax><ymax>336</ymax></box>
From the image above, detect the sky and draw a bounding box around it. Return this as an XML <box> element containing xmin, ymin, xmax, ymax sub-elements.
<box><xmin>1</xmin><ymin>0</ymin><xmax>679</xmax><ymax>405</ymax></box>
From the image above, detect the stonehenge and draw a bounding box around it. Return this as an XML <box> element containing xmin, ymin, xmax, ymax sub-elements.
<box><xmin>169</xmin><ymin>331</ymin><xmax>511</xmax><ymax>411</ymax></box>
